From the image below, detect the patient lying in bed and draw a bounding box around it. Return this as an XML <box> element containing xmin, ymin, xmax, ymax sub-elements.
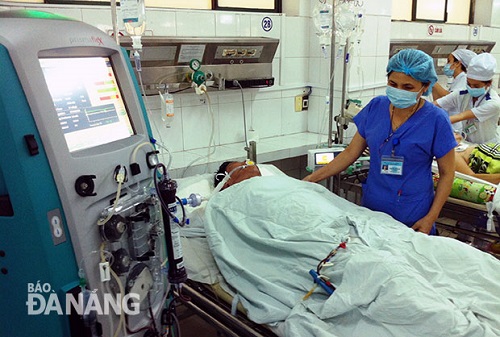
<box><xmin>455</xmin><ymin>142</ymin><xmax>500</xmax><ymax>184</ymax></box>
<box><xmin>214</xmin><ymin>161</ymin><xmax>262</xmax><ymax>190</ymax></box>
<box><xmin>204</xmin><ymin>163</ymin><xmax>500</xmax><ymax>337</ymax></box>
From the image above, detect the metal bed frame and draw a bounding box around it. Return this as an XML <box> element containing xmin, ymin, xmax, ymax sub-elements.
<box><xmin>436</xmin><ymin>198</ymin><xmax>500</xmax><ymax>257</ymax></box>
<box><xmin>177</xmin><ymin>281</ymin><xmax>279</xmax><ymax>337</ymax></box>
<box><xmin>438</xmin><ymin>197</ymin><xmax>500</xmax><ymax>234</ymax></box>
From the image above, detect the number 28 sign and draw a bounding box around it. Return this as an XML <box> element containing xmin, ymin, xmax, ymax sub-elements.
<box><xmin>262</xmin><ymin>17</ymin><xmax>273</xmax><ymax>32</ymax></box>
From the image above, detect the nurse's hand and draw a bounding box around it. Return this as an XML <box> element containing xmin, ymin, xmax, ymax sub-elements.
<box><xmin>411</xmin><ymin>217</ymin><xmax>434</xmax><ymax>234</ymax></box>
<box><xmin>303</xmin><ymin>174</ymin><xmax>315</xmax><ymax>182</ymax></box>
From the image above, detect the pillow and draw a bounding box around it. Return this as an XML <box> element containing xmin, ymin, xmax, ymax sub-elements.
<box><xmin>433</xmin><ymin>173</ymin><xmax>496</xmax><ymax>204</ymax></box>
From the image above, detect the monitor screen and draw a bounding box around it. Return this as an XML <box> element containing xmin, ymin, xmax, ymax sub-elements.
<box><xmin>315</xmin><ymin>152</ymin><xmax>335</xmax><ymax>165</ymax></box>
<box><xmin>39</xmin><ymin>56</ymin><xmax>134</xmax><ymax>153</ymax></box>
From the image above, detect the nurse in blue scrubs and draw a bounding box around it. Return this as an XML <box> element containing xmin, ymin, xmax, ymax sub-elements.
<box><xmin>303</xmin><ymin>49</ymin><xmax>457</xmax><ymax>235</ymax></box>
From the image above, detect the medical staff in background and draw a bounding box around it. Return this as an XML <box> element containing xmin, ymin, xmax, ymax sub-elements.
<box><xmin>435</xmin><ymin>52</ymin><xmax>500</xmax><ymax>144</ymax></box>
<box><xmin>433</xmin><ymin>48</ymin><xmax>477</xmax><ymax>100</ymax></box>
<box><xmin>432</xmin><ymin>48</ymin><xmax>477</xmax><ymax>132</ymax></box>
<box><xmin>303</xmin><ymin>49</ymin><xmax>457</xmax><ymax>235</ymax></box>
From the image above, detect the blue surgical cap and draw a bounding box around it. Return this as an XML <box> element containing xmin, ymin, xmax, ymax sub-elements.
<box><xmin>386</xmin><ymin>49</ymin><xmax>438</xmax><ymax>96</ymax></box>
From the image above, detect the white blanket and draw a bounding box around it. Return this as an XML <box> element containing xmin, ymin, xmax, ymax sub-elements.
<box><xmin>205</xmin><ymin>175</ymin><xmax>500</xmax><ymax>337</ymax></box>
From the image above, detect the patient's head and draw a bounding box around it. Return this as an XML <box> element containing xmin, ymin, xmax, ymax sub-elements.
<box><xmin>214</xmin><ymin>161</ymin><xmax>262</xmax><ymax>190</ymax></box>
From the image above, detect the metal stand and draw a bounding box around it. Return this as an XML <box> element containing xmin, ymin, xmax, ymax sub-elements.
<box><xmin>327</xmin><ymin>1</ymin><xmax>337</xmax><ymax>193</ymax></box>
<box><xmin>246</xmin><ymin>140</ymin><xmax>257</xmax><ymax>163</ymax></box>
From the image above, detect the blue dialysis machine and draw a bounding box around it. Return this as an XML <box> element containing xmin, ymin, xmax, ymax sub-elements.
<box><xmin>0</xmin><ymin>10</ymin><xmax>185</xmax><ymax>336</ymax></box>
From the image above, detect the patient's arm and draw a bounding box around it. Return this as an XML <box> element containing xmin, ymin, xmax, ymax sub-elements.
<box><xmin>474</xmin><ymin>174</ymin><xmax>500</xmax><ymax>184</ymax></box>
<box><xmin>455</xmin><ymin>147</ymin><xmax>476</xmax><ymax>176</ymax></box>
<box><xmin>455</xmin><ymin>148</ymin><xmax>500</xmax><ymax>184</ymax></box>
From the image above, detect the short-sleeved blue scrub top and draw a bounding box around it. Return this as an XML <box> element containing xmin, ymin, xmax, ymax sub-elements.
<box><xmin>353</xmin><ymin>96</ymin><xmax>457</xmax><ymax>230</ymax></box>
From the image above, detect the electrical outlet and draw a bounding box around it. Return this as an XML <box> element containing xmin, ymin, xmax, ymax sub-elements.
<box><xmin>302</xmin><ymin>96</ymin><xmax>309</xmax><ymax>111</ymax></box>
<box><xmin>295</xmin><ymin>95</ymin><xmax>303</xmax><ymax>112</ymax></box>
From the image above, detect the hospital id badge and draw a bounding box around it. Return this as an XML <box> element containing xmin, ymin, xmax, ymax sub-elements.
<box><xmin>464</xmin><ymin>123</ymin><xmax>477</xmax><ymax>135</ymax></box>
<box><xmin>381</xmin><ymin>155</ymin><xmax>404</xmax><ymax>175</ymax></box>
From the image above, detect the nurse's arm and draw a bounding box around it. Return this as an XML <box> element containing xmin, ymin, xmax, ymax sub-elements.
<box><xmin>412</xmin><ymin>149</ymin><xmax>455</xmax><ymax>234</ymax></box>
<box><xmin>432</xmin><ymin>83</ymin><xmax>450</xmax><ymax>101</ymax></box>
<box><xmin>450</xmin><ymin>109</ymin><xmax>475</xmax><ymax>123</ymax></box>
<box><xmin>302</xmin><ymin>132</ymin><xmax>367</xmax><ymax>183</ymax></box>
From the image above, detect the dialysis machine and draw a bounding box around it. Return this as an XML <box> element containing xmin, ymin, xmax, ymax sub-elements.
<box><xmin>0</xmin><ymin>10</ymin><xmax>183</xmax><ymax>337</ymax></box>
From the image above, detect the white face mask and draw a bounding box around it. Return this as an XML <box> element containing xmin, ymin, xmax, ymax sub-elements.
<box><xmin>466</xmin><ymin>84</ymin><xmax>487</xmax><ymax>98</ymax></box>
<box><xmin>386</xmin><ymin>86</ymin><xmax>423</xmax><ymax>109</ymax></box>
<box><xmin>443</xmin><ymin>63</ymin><xmax>455</xmax><ymax>77</ymax></box>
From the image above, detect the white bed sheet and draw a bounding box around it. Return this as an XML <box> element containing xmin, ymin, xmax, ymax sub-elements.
<box><xmin>205</xmin><ymin>175</ymin><xmax>500</xmax><ymax>337</ymax></box>
<box><xmin>176</xmin><ymin>164</ymin><xmax>286</xmax><ymax>285</ymax></box>
<box><xmin>176</xmin><ymin>165</ymin><xmax>288</xmax><ymax>336</ymax></box>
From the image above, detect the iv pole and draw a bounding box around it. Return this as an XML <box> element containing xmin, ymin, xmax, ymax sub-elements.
<box><xmin>327</xmin><ymin>8</ymin><xmax>336</xmax><ymax>150</ymax></box>
<box><xmin>110</xmin><ymin>0</ymin><xmax>119</xmax><ymax>45</ymax></box>
<box><xmin>327</xmin><ymin>0</ymin><xmax>337</xmax><ymax>193</ymax></box>
<box><xmin>338</xmin><ymin>37</ymin><xmax>350</xmax><ymax>143</ymax></box>
<box><xmin>327</xmin><ymin>3</ymin><xmax>354</xmax><ymax>195</ymax></box>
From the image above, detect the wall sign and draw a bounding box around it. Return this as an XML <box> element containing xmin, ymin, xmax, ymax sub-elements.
<box><xmin>262</xmin><ymin>16</ymin><xmax>273</xmax><ymax>32</ymax></box>
<box><xmin>427</xmin><ymin>24</ymin><xmax>443</xmax><ymax>36</ymax></box>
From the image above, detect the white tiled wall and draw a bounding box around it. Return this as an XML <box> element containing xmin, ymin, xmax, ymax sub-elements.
<box><xmin>2</xmin><ymin>2</ymin><xmax>391</xmax><ymax>138</ymax></box>
<box><xmin>391</xmin><ymin>21</ymin><xmax>500</xmax><ymax>90</ymax></box>
<box><xmin>147</xmin><ymin>9</ymin><xmax>177</xmax><ymax>36</ymax></box>
<box><xmin>176</xmin><ymin>11</ymin><xmax>216</xmax><ymax>36</ymax></box>
<box><xmin>479</xmin><ymin>26</ymin><xmax>500</xmax><ymax>89</ymax></box>
<box><xmin>6</xmin><ymin>1</ymin><xmax>500</xmax><ymax>177</ymax></box>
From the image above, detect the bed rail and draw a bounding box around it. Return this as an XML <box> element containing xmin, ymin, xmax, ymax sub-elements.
<box><xmin>177</xmin><ymin>281</ymin><xmax>280</xmax><ymax>337</ymax></box>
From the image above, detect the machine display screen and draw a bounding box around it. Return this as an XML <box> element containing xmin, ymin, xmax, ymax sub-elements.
<box><xmin>39</xmin><ymin>57</ymin><xmax>134</xmax><ymax>152</ymax></box>
<box><xmin>315</xmin><ymin>152</ymin><xmax>335</xmax><ymax>165</ymax></box>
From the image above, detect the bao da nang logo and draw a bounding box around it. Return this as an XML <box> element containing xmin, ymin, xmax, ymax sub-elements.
<box><xmin>26</xmin><ymin>281</ymin><xmax>140</xmax><ymax>315</ymax></box>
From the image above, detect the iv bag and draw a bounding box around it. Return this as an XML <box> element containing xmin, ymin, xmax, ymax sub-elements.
<box><xmin>313</xmin><ymin>1</ymin><xmax>333</xmax><ymax>47</ymax></box>
<box><xmin>121</xmin><ymin>0</ymin><xmax>146</xmax><ymax>37</ymax></box>
<box><xmin>335</xmin><ymin>2</ymin><xmax>358</xmax><ymax>45</ymax></box>
<box><xmin>159</xmin><ymin>91</ymin><xmax>174</xmax><ymax>128</ymax></box>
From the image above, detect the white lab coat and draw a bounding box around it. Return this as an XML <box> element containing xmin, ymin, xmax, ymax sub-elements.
<box><xmin>437</xmin><ymin>88</ymin><xmax>500</xmax><ymax>144</ymax></box>
<box><xmin>445</xmin><ymin>72</ymin><xmax>468</xmax><ymax>132</ymax></box>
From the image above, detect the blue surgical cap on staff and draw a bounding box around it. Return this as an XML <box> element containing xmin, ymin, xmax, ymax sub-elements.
<box><xmin>386</xmin><ymin>49</ymin><xmax>438</xmax><ymax>96</ymax></box>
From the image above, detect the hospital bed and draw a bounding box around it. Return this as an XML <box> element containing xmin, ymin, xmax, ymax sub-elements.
<box><xmin>431</xmin><ymin>161</ymin><xmax>500</xmax><ymax>252</ymax></box>
<box><xmin>174</xmin><ymin>165</ymin><xmax>500</xmax><ymax>337</ymax></box>
<box><xmin>334</xmin><ymin>158</ymin><xmax>500</xmax><ymax>253</ymax></box>
<box><xmin>176</xmin><ymin>166</ymin><xmax>284</xmax><ymax>337</ymax></box>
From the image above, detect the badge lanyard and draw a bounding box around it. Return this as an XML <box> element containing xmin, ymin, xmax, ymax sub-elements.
<box><xmin>380</xmin><ymin>136</ymin><xmax>403</xmax><ymax>175</ymax></box>
<box><xmin>379</xmin><ymin>101</ymin><xmax>424</xmax><ymax>176</ymax></box>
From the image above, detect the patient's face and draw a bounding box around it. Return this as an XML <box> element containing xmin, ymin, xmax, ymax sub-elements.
<box><xmin>223</xmin><ymin>161</ymin><xmax>262</xmax><ymax>189</ymax></box>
